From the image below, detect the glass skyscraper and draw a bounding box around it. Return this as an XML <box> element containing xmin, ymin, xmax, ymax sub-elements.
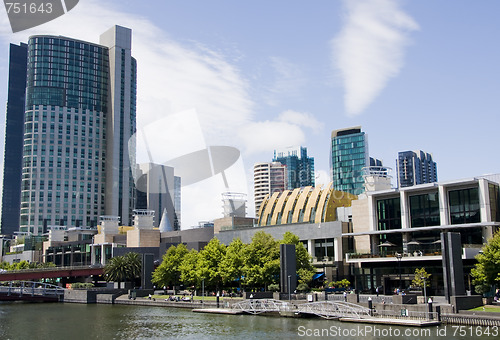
<box><xmin>6</xmin><ymin>26</ymin><xmax>137</xmax><ymax>234</ymax></box>
<box><xmin>273</xmin><ymin>146</ymin><xmax>315</xmax><ymax>190</ymax></box>
<box><xmin>0</xmin><ymin>43</ymin><xmax>28</xmax><ymax>236</ymax></box>
<box><xmin>397</xmin><ymin>150</ymin><xmax>438</xmax><ymax>188</ymax></box>
<box><xmin>330</xmin><ymin>126</ymin><xmax>369</xmax><ymax>195</ymax></box>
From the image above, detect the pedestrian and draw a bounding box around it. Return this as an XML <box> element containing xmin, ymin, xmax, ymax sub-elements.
<box><xmin>376</xmin><ymin>286</ymin><xmax>379</xmax><ymax>297</ymax></box>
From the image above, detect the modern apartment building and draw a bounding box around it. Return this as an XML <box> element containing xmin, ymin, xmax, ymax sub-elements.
<box><xmin>253</xmin><ymin>162</ymin><xmax>286</xmax><ymax>217</ymax></box>
<box><xmin>273</xmin><ymin>146</ymin><xmax>315</xmax><ymax>190</ymax></box>
<box><xmin>331</xmin><ymin>126</ymin><xmax>369</xmax><ymax>195</ymax></box>
<box><xmin>397</xmin><ymin>150</ymin><xmax>438</xmax><ymax>188</ymax></box>
<box><xmin>346</xmin><ymin>174</ymin><xmax>500</xmax><ymax>294</ymax></box>
<box><xmin>0</xmin><ymin>43</ymin><xmax>28</xmax><ymax>236</ymax></box>
<box><xmin>9</xmin><ymin>25</ymin><xmax>136</xmax><ymax>235</ymax></box>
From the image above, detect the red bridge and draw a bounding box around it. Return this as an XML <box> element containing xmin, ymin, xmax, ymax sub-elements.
<box><xmin>0</xmin><ymin>265</ymin><xmax>104</xmax><ymax>282</ymax></box>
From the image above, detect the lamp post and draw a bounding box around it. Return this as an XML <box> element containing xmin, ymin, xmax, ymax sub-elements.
<box><xmin>202</xmin><ymin>279</ymin><xmax>204</xmax><ymax>304</ymax></box>
<box><xmin>288</xmin><ymin>275</ymin><xmax>291</xmax><ymax>301</ymax></box>
<box><xmin>396</xmin><ymin>252</ymin><xmax>402</xmax><ymax>291</ymax></box>
<box><xmin>422</xmin><ymin>276</ymin><xmax>427</xmax><ymax>305</ymax></box>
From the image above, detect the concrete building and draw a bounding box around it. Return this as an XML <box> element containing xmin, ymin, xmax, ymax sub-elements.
<box><xmin>0</xmin><ymin>43</ymin><xmax>27</xmax><ymax>237</ymax></box>
<box><xmin>11</xmin><ymin>25</ymin><xmax>136</xmax><ymax>235</ymax></box>
<box><xmin>253</xmin><ymin>162</ymin><xmax>286</xmax><ymax>217</ymax></box>
<box><xmin>397</xmin><ymin>150</ymin><xmax>438</xmax><ymax>188</ymax></box>
<box><xmin>135</xmin><ymin>163</ymin><xmax>181</xmax><ymax>230</ymax></box>
<box><xmin>331</xmin><ymin>126</ymin><xmax>369</xmax><ymax>195</ymax></box>
<box><xmin>217</xmin><ymin>183</ymin><xmax>357</xmax><ymax>282</ymax></box>
<box><xmin>345</xmin><ymin>174</ymin><xmax>500</xmax><ymax>294</ymax></box>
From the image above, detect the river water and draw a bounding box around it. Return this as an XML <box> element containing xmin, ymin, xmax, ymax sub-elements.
<box><xmin>0</xmin><ymin>302</ymin><xmax>496</xmax><ymax>339</ymax></box>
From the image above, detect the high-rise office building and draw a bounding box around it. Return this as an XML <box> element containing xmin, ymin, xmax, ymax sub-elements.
<box><xmin>397</xmin><ymin>150</ymin><xmax>438</xmax><ymax>188</ymax></box>
<box><xmin>254</xmin><ymin>162</ymin><xmax>286</xmax><ymax>217</ymax></box>
<box><xmin>273</xmin><ymin>146</ymin><xmax>315</xmax><ymax>190</ymax></box>
<box><xmin>330</xmin><ymin>126</ymin><xmax>369</xmax><ymax>195</ymax></box>
<box><xmin>0</xmin><ymin>43</ymin><xmax>28</xmax><ymax>236</ymax></box>
<box><xmin>8</xmin><ymin>25</ymin><xmax>136</xmax><ymax>234</ymax></box>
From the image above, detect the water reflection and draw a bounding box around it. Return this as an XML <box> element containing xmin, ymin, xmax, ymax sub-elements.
<box><xmin>0</xmin><ymin>302</ymin><xmax>472</xmax><ymax>340</ymax></box>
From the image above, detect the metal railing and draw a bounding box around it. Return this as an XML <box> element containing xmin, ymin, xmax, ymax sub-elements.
<box><xmin>0</xmin><ymin>281</ymin><xmax>65</xmax><ymax>297</ymax></box>
<box><xmin>442</xmin><ymin>314</ymin><xmax>500</xmax><ymax>326</ymax></box>
<box><xmin>298</xmin><ymin>301</ymin><xmax>371</xmax><ymax>319</ymax></box>
<box><xmin>231</xmin><ymin>299</ymin><xmax>290</xmax><ymax>314</ymax></box>
<box><xmin>0</xmin><ymin>264</ymin><xmax>103</xmax><ymax>276</ymax></box>
<box><xmin>374</xmin><ymin>309</ymin><xmax>438</xmax><ymax>321</ymax></box>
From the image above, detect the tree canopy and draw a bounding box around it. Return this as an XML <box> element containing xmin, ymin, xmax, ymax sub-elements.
<box><xmin>242</xmin><ymin>231</ymin><xmax>280</xmax><ymax>289</ymax></box>
<box><xmin>151</xmin><ymin>231</ymin><xmax>320</xmax><ymax>292</ymax></box>
<box><xmin>471</xmin><ymin>230</ymin><xmax>500</xmax><ymax>294</ymax></box>
<box><xmin>152</xmin><ymin>244</ymin><xmax>188</xmax><ymax>288</ymax></box>
<box><xmin>104</xmin><ymin>252</ymin><xmax>142</xmax><ymax>288</ymax></box>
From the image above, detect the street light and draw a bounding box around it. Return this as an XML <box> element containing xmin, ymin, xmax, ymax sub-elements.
<box><xmin>288</xmin><ymin>275</ymin><xmax>291</xmax><ymax>301</ymax></box>
<box><xmin>396</xmin><ymin>252</ymin><xmax>402</xmax><ymax>291</ymax></box>
<box><xmin>421</xmin><ymin>276</ymin><xmax>427</xmax><ymax>305</ymax></box>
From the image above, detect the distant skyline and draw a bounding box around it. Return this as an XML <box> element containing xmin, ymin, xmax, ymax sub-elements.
<box><xmin>0</xmin><ymin>0</ymin><xmax>499</xmax><ymax>228</ymax></box>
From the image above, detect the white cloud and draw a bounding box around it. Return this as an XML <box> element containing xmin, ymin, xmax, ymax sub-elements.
<box><xmin>240</xmin><ymin>110</ymin><xmax>322</xmax><ymax>155</ymax></box>
<box><xmin>278</xmin><ymin>110</ymin><xmax>323</xmax><ymax>132</ymax></box>
<box><xmin>314</xmin><ymin>169</ymin><xmax>331</xmax><ymax>187</ymax></box>
<box><xmin>0</xmin><ymin>0</ymin><xmax>254</xmax><ymax>228</ymax></box>
<box><xmin>266</xmin><ymin>56</ymin><xmax>307</xmax><ymax>103</ymax></box>
<box><xmin>331</xmin><ymin>0</ymin><xmax>419</xmax><ymax>115</ymax></box>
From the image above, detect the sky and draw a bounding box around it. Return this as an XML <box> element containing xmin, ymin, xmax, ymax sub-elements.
<box><xmin>0</xmin><ymin>0</ymin><xmax>499</xmax><ymax>229</ymax></box>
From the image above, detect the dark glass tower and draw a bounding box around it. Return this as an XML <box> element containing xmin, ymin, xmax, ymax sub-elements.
<box><xmin>0</xmin><ymin>43</ymin><xmax>28</xmax><ymax>236</ymax></box>
<box><xmin>397</xmin><ymin>150</ymin><xmax>437</xmax><ymax>188</ymax></box>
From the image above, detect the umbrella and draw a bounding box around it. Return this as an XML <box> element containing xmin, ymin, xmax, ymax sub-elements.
<box><xmin>378</xmin><ymin>241</ymin><xmax>396</xmax><ymax>247</ymax></box>
<box><xmin>407</xmin><ymin>240</ymin><xmax>421</xmax><ymax>245</ymax></box>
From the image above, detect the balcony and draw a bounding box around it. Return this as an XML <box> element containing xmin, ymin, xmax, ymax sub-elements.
<box><xmin>346</xmin><ymin>244</ymin><xmax>481</xmax><ymax>263</ymax></box>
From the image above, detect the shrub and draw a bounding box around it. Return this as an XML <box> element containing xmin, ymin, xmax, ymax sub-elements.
<box><xmin>296</xmin><ymin>283</ymin><xmax>309</xmax><ymax>292</ymax></box>
<box><xmin>268</xmin><ymin>283</ymin><xmax>280</xmax><ymax>292</ymax></box>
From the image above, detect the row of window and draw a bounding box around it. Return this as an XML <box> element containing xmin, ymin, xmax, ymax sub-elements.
<box><xmin>376</xmin><ymin>186</ymin><xmax>493</xmax><ymax>231</ymax></box>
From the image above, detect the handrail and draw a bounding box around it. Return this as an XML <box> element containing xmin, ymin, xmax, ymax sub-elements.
<box><xmin>0</xmin><ymin>264</ymin><xmax>103</xmax><ymax>275</ymax></box>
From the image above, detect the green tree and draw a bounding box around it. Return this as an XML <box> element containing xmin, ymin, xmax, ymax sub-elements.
<box><xmin>471</xmin><ymin>230</ymin><xmax>500</xmax><ymax>294</ymax></box>
<box><xmin>219</xmin><ymin>238</ymin><xmax>245</xmax><ymax>286</ymax></box>
<box><xmin>411</xmin><ymin>267</ymin><xmax>432</xmax><ymax>289</ymax></box>
<box><xmin>104</xmin><ymin>252</ymin><xmax>142</xmax><ymax>288</ymax></box>
<box><xmin>152</xmin><ymin>244</ymin><xmax>188</xmax><ymax>289</ymax></box>
<box><xmin>280</xmin><ymin>231</ymin><xmax>316</xmax><ymax>285</ymax></box>
<box><xmin>179</xmin><ymin>249</ymin><xmax>199</xmax><ymax>289</ymax></box>
<box><xmin>197</xmin><ymin>238</ymin><xmax>226</xmax><ymax>291</ymax></box>
<box><xmin>242</xmin><ymin>231</ymin><xmax>280</xmax><ymax>289</ymax></box>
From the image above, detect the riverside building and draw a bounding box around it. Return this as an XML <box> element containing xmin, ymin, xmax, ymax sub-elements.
<box><xmin>2</xmin><ymin>26</ymin><xmax>137</xmax><ymax>235</ymax></box>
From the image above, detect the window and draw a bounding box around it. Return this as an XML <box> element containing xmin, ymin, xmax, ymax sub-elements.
<box><xmin>377</xmin><ymin>197</ymin><xmax>401</xmax><ymax>230</ymax></box>
<box><xmin>448</xmin><ymin>187</ymin><xmax>480</xmax><ymax>224</ymax></box>
<box><xmin>409</xmin><ymin>192</ymin><xmax>440</xmax><ymax>227</ymax></box>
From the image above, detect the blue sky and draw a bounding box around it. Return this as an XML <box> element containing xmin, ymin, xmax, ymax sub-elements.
<box><xmin>0</xmin><ymin>0</ymin><xmax>499</xmax><ymax>227</ymax></box>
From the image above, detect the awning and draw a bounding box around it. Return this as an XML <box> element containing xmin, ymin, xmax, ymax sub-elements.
<box><xmin>312</xmin><ymin>272</ymin><xmax>325</xmax><ymax>280</ymax></box>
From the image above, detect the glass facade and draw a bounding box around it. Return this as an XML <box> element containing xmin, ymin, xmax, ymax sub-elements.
<box><xmin>409</xmin><ymin>192</ymin><xmax>440</xmax><ymax>227</ymax></box>
<box><xmin>273</xmin><ymin>146</ymin><xmax>315</xmax><ymax>190</ymax></box>
<box><xmin>376</xmin><ymin>197</ymin><xmax>401</xmax><ymax>231</ymax></box>
<box><xmin>331</xmin><ymin>128</ymin><xmax>367</xmax><ymax>195</ymax></box>
<box><xmin>397</xmin><ymin>150</ymin><xmax>438</xmax><ymax>188</ymax></box>
<box><xmin>489</xmin><ymin>183</ymin><xmax>500</xmax><ymax>222</ymax></box>
<box><xmin>26</xmin><ymin>36</ymin><xmax>109</xmax><ymax>112</ymax></box>
<box><xmin>1</xmin><ymin>43</ymin><xmax>28</xmax><ymax>236</ymax></box>
<box><xmin>18</xmin><ymin>28</ymin><xmax>136</xmax><ymax>234</ymax></box>
<box><xmin>448</xmin><ymin>187</ymin><xmax>480</xmax><ymax>224</ymax></box>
